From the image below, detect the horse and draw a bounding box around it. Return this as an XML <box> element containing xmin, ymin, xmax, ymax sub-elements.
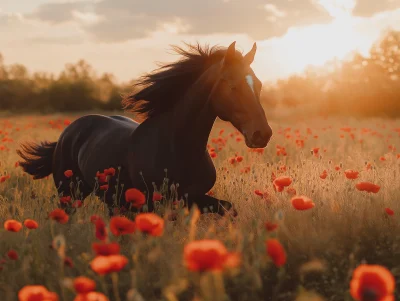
<box><xmin>17</xmin><ymin>41</ymin><xmax>273</xmax><ymax>217</ymax></box>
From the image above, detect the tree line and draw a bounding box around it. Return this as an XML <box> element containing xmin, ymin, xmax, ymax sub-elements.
<box><xmin>0</xmin><ymin>30</ymin><xmax>399</xmax><ymax>117</ymax></box>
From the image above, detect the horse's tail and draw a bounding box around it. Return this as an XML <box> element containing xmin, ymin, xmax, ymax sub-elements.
<box><xmin>16</xmin><ymin>141</ymin><xmax>57</xmax><ymax>179</ymax></box>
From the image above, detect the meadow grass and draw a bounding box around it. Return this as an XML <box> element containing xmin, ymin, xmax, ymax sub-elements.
<box><xmin>0</xmin><ymin>113</ymin><xmax>399</xmax><ymax>301</ymax></box>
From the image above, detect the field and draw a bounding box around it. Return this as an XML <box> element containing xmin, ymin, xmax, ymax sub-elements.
<box><xmin>0</xmin><ymin>112</ymin><xmax>399</xmax><ymax>301</ymax></box>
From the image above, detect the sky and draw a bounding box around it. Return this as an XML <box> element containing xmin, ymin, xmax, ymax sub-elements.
<box><xmin>0</xmin><ymin>0</ymin><xmax>400</xmax><ymax>83</ymax></box>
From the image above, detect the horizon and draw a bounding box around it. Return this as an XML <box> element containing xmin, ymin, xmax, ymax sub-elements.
<box><xmin>1</xmin><ymin>0</ymin><xmax>400</xmax><ymax>83</ymax></box>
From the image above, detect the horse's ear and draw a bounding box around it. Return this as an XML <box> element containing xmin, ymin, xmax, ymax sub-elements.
<box><xmin>222</xmin><ymin>41</ymin><xmax>236</xmax><ymax>67</ymax></box>
<box><xmin>244</xmin><ymin>42</ymin><xmax>257</xmax><ymax>65</ymax></box>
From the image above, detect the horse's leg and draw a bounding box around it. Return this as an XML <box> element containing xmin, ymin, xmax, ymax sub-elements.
<box><xmin>188</xmin><ymin>195</ymin><xmax>237</xmax><ymax>216</ymax></box>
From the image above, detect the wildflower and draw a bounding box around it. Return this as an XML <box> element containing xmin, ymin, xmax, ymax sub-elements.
<box><xmin>95</xmin><ymin>218</ymin><xmax>107</xmax><ymax>241</ymax></box>
<box><xmin>356</xmin><ymin>182</ymin><xmax>380</xmax><ymax>193</ymax></box>
<box><xmin>4</xmin><ymin>219</ymin><xmax>23</xmax><ymax>232</ymax></box>
<box><xmin>90</xmin><ymin>215</ymin><xmax>101</xmax><ymax>224</ymax></box>
<box><xmin>24</xmin><ymin>219</ymin><xmax>38</xmax><ymax>230</ymax></box>
<box><xmin>73</xmin><ymin>276</ymin><xmax>96</xmax><ymax>294</ymax></box>
<box><xmin>109</xmin><ymin>216</ymin><xmax>135</xmax><ymax>236</ymax></box>
<box><xmin>64</xmin><ymin>170</ymin><xmax>73</xmax><ymax>178</ymax></box>
<box><xmin>291</xmin><ymin>196</ymin><xmax>315</xmax><ymax>211</ymax></box>
<box><xmin>18</xmin><ymin>285</ymin><xmax>58</xmax><ymax>301</ymax></box>
<box><xmin>265</xmin><ymin>222</ymin><xmax>278</xmax><ymax>232</ymax></box>
<box><xmin>92</xmin><ymin>242</ymin><xmax>120</xmax><ymax>256</ymax></box>
<box><xmin>125</xmin><ymin>188</ymin><xmax>145</xmax><ymax>208</ymax></box>
<box><xmin>385</xmin><ymin>208</ymin><xmax>394</xmax><ymax>216</ymax></box>
<box><xmin>100</xmin><ymin>185</ymin><xmax>109</xmax><ymax>191</ymax></box>
<box><xmin>350</xmin><ymin>264</ymin><xmax>395</xmax><ymax>301</ymax></box>
<box><xmin>60</xmin><ymin>196</ymin><xmax>71</xmax><ymax>204</ymax></box>
<box><xmin>273</xmin><ymin>176</ymin><xmax>292</xmax><ymax>192</ymax></box>
<box><xmin>90</xmin><ymin>255</ymin><xmax>128</xmax><ymax>275</ymax></box>
<box><xmin>266</xmin><ymin>239</ymin><xmax>286</xmax><ymax>267</ymax></box>
<box><xmin>64</xmin><ymin>257</ymin><xmax>73</xmax><ymax>268</ymax></box>
<box><xmin>184</xmin><ymin>239</ymin><xmax>240</xmax><ymax>272</ymax></box>
<box><xmin>74</xmin><ymin>292</ymin><xmax>109</xmax><ymax>301</ymax></box>
<box><xmin>72</xmin><ymin>200</ymin><xmax>83</xmax><ymax>208</ymax></box>
<box><xmin>152</xmin><ymin>192</ymin><xmax>162</xmax><ymax>202</ymax></box>
<box><xmin>104</xmin><ymin>167</ymin><xmax>116</xmax><ymax>177</ymax></box>
<box><xmin>135</xmin><ymin>213</ymin><xmax>164</xmax><ymax>237</ymax></box>
<box><xmin>7</xmin><ymin>250</ymin><xmax>18</xmax><ymax>260</ymax></box>
<box><xmin>49</xmin><ymin>209</ymin><xmax>69</xmax><ymax>224</ymax></box>
<box><xmin>344</xmin><ymin>170</ymin><xmax>359</xmax><ymax>180</ymax></box>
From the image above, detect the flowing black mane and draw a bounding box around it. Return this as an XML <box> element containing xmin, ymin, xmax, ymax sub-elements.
<box><xmin>122</xmin><ymin>43</ymin><xmax>233</xmax><ymax>120</ymax></box>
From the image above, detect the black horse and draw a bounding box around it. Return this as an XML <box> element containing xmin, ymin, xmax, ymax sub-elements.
<box><xmin>17</xmin><ymin>41</ymin><xmax>272</xmax><ymax>216</ymax></box>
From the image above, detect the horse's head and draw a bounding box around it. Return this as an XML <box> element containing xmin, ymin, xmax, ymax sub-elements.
<box><xmin>210</xmin><ymin>42</ymin><xmax>272</xmax><ymax>148</ymax></box>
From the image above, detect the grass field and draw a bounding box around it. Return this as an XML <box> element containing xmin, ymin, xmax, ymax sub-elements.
<box><xmin>0</xmin><ymin>112</ymin><xmax>399</xmax><ymax>301</ymax></box>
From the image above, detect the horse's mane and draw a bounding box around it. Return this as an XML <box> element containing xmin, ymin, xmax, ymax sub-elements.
<box><xmin>122</xmin><ymin>43</ymin><xmax>229</xmax><ymax>120</ymax></box>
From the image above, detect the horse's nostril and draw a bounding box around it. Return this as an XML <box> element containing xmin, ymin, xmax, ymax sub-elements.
<box><xmin>252</xmin><ymin>130</ymin><xmax>264</xmax><ymax>144</ymax></box>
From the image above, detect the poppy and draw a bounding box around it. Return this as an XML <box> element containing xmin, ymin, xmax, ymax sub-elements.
<box><xmin>385</xmin><ymin>208</ymin><xmax>394</xmax><ymax>216</ymax></box>
<box><xmin>125</xmin><ymin>188</ymin><xmax>146</xmax><ymax>208</ymax></box>
<box><xmin>73</xmin><ymin>276</ymin><xmax>96</xmax><ymax>294</ymax></box>
<box><xmin>265</xmin><ymin>222</ymin><xmax>278</xmax><ymax>232</ymax></box>
<box><xmin>350</xmin><ymin>264</ymin><xmax>395</xmax><ymax>301</ymax></box>
<box><xmin>64</xmin><ymin>170</ymin><xmax>73</xmax><ymax>178</ymax></box>
<box><xmin>90</xmin><ymin>215</ymin><xmax>101</xmax><ymax>224</ymax></box>
<box><xmin>96</xmin><ymin>172</ymin><xmax>107</xmax><ymax>183</ymax></box>
<box><xmin>286</xmin><ymin>187</ymin><xmax>297</xmax><ymax>196</ymax></box>
<box><xmin>236</xmin><ymin>156</ymin><xmax>243</xmax><ymax>163</ymax></box>
<box><xmin>100</xmin><ymin>185</ymin><xmax>109</xmax><ymax>191</ymax></box>
<box><xmin>183</xmin><ymin>239</ymin><xmax>239</xmax><ymax>272</ymax></box>
<box><xmin>49</xmin><ymin>209</ymin><xmax>69</xmax><ymax>224</ymax></box>
<box><xmin>95</xmin><ymin>218</ymin><xmax>107</xmax><ymax>241</ymax></box>
<box><xmin>60</xmin><ymin>196</ymin><xmax>71</xmax><ymax>204</ymax></box>
<box><xmin>24</xmin><ymin>219</ymin><xmax>39</xmax><ymax>229</ymax></box>
<box><xmin>135</xmin><ymin>213</ymin><xmax>164</xmax><ymax>237</ymax></box>
<box><xmin>72</xmin><ymin>200</ymin><xmax>83</xmax><ymax>208</ymax></box>
<box><xmin>320</xmin><ymin>170</ymin><xmax>328</xmax><ymax>179</ymax></box>
<box><xmin>345</xmin><ymin>169</ymin><xmax>359</xmax><ymax>180</ymax></box>
<box><xmin>109</xmin><ymin>216</ymin><xmax>135</xmax><ymax>236</ymax></box>
<box><xmin>104</xmin><ymin>167</ymin><xmax>116</xmax><ymax>177</ymax></box>
<box><xmin>64</xmin><ymin>257</ymin><xmax>73</xmax><ymax>268</ymax></box>
<box><xmin>92</xmin><ymin>242</ymin><xmax>120</xmax><ymax>256</ymax></box>
<box><xmin>152</xmin><ymin>192</ymin><xmax>162</xmax><ymax>202</ymax></box>
<box><xmin>7</xmin><ymin>250</ymin><xmax>18</xmax><ymax>260</ymax></box>
<box><xmin>90</xmin><ymin>255</ymin><xmax>129</xmax><ymax>275</ymax></box>
<box><xmin>266</xmin><ymin>239</ymin><xmax>286</xmax><ymax>267</ymax></box>
<box><xmin>4</xmin><ymin>219</ymin><xmax>23</xmax><ymax>232</ymax></box>
<box><xmin>291</xmin><ymin>196</ymin><xmax>315</xmax><ymax>211</ymax></box>
<box><xmin>74</xmin><ymin>292</ymin><xmax>109</xmax><ymax>301</ymax></box>
<box><xmin>356</xmin><ymin>182</ymin><xmax>380</xmax><ymax>193</ymax></box>
<box><xmin>273</xmin><ymin>176</ymin><xmax>292</xmax><ymax>192</ymax></box>
<box><xmin>18</xmin><ymin>285</ymin><xmax>59</xmax><ymax>301</ymax></box>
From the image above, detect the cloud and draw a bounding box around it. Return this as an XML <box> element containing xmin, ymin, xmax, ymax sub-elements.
<box><xmin>26</xmin><ymin>0</ymin><xmax>333</xmax><ymax>42</ymax></box>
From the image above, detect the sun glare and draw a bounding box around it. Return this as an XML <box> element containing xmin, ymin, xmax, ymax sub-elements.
<box><xmin>255</xmin><ymin>0</ymin><xmax>375</xmax><ymax>79</ymax></box>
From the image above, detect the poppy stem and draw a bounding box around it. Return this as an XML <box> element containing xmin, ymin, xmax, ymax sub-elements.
<box><xmin>111</xmin><ymin>272</ymin><xmax>121</xmax><ymax>301</ymax></box>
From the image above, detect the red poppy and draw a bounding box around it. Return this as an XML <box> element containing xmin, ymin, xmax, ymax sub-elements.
<box><xmin>73</xmin><ymin>276</ymin><xmax>96</xmax><ymax>294</ymax></box>
<box><xmin>96</xmin><ymin>172</ymin><xmax>107</xmax><ymax>183</ymax></box>
<box><xmin>18</xmin><ymin>285</ymin><xmax>59</xmax><ymax>301</ymax></box>
<box><xmin>74</xmin><ymin>292</ymin><xmax>109</xmax><ymax>301</ymax></box>
<box><xmin>104</xmin><ymin>167</ymin><xmax>116</xmax><ymax>177</ymax></box>
<box><xmin>152</xmin><ymin>192</ymin><xmax>162</xmax><ymax>202</ymax></box>
<box><xmin>95</xmin><ymin>218</ymin><xmax>107</xmax><ymax>241</ymax></box>
<box><xmin>236</xmin><ymin>156</ymin><xmax>243</xmax><ymax>162</ymax></box>
<box><xmin>64</xmin><ymin>257</ymin><xmax>73</xmax><ymax>268</ymax></box>
<box><xmin>64</xmin><ymin>170</ymin><xmax>73</xmax><ymax>178</ymax></box>
<box><xmin>266</xmin><ymin>239</ymin><xmax>286</xmax><ymax>267</ymax></box>
<box><xmin>350</xmin><ymin>264</ymin><xmax>395</xmax><ymax>301</ymax></box>
<box><xmin>49</xmin><ymin>209</ymin><xmax>69</xmax><ymax>224</ymax></box>
<box><xmin>92</xmin><ymin>242</ymin><xmax>120</xmax><ymax>256</ymax></box>
<box><xmin>24</xmin><ymin>219</ymin><xmax>39</xmax><ymax>230</ymax></box>
<box><xmin>273</xmin><ymin>176</ymin><xmax>292</xmax><ymax>192</ymax></box>
<box><xmin>90</xmin><ymin>215</ymin><xmax>101</xmax><ymax>224</ymax></box>
<box><xmin>109</xmin><ymin>216</ymin><xmax>135</xmax><ymax>236</ymax></box>
<box><xmin>291</xmin><ymin>196</ymin><xmax>315</xmax><ymax>211</ymax></box>
<box><xmin>100</xmin><ymin>185</ymin><xmax>109</xmax><ymax>191</ymax></box>
<box><xmin>320</xmin><ymin>170</ymin><xmax>328</xmax><ymax>179</ymax></box>
<box><xmin>184</xmin><ymin>239</ymin><xmax>239</xmax><ymax>272</ymax></box>
<box><xmin>7</xmin><ymin>250</ymin><xmax>18</xmax><ymax>260</ymax></box>
<box><xmin>60</xmin><ymin>196</ymin><xmax>71</xmax><ymax>204</ymax></box>
<box><xmin>72</xmin><ymin>200</ymin><xmax>83</xmax><ymax>208</ymax></box>
<box><xmin>265</xmin><ymin>222</ymin><xmax>278</xmax><ymax>232</ymax></box>
<box><xmin>344</xmin><ymin>169</ymin><xmax>359</xmax><ymax>180</ymax></box>
<box><xmin>90</xmin><ymin>255</ymin><xmax>129</xmax><ymax>275</ymax></box>
<box><xmin>385</xmin><ymin>208</ymin><xmax>394</xmax><ymax>216</ymax></box>
<box><xmin>4</xmin><ymin>219</ymin><xmax>23</xmax><ymax>232</ymax></box>
<box><xmin>286</xmin><ymin>187</ymin><xmax>297</xmax><ymax>196</ymax></box>
<box><xmin>356</xmin><ymin>182</ymin><xmax>380</xmax><ymax>193</ymax></box>
<box><xmin>135</xmin><ymin>213</ymin><xmax>164</xmax><ymax>237</ymax></box>
<box><xmin>125</xmin><ymin>188</ymin><xmax>146</xmax><ymax>208</ymax></box>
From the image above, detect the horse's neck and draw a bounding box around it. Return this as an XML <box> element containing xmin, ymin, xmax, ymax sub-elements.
<box><xmin>172</xmin><ymin>65</ymin><xmax>219</xmax><ymax>154</ymax></box>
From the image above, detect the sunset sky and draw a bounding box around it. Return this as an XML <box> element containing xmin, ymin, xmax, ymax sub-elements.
<box><xmin>1</xmin><ymin>0</ymin><xmax>400</xmax><ymax>83</ymax></box>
